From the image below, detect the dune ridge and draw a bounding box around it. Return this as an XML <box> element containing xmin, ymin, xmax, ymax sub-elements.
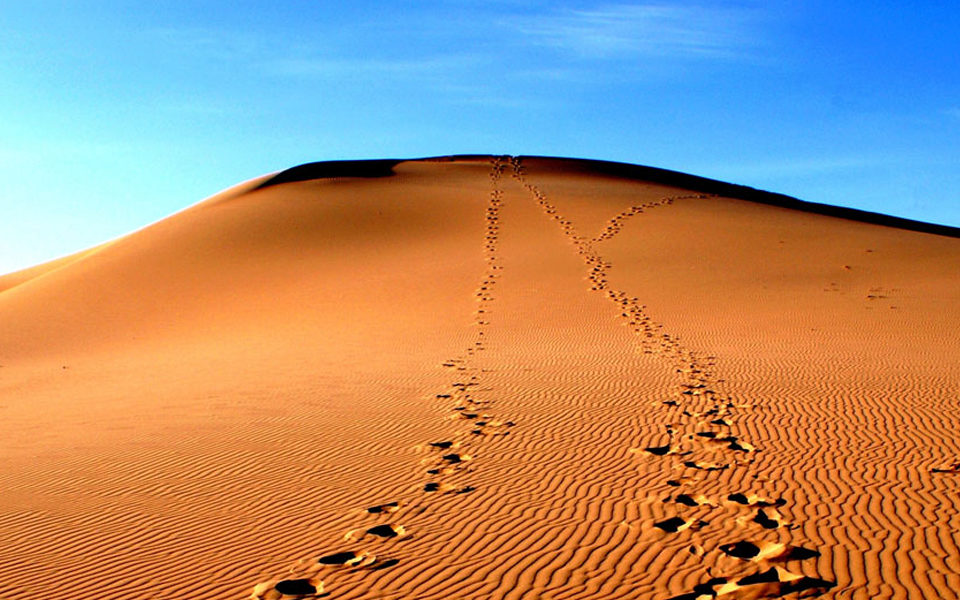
<box><xmin>0</xmin><ymin>156</ymin><xmax>958</xmax><ymax>599</ymax></box>
<box><xmin>261</xmin><ymin>155</ymin><xmax>960</xmax><ymax>239</ymax></box>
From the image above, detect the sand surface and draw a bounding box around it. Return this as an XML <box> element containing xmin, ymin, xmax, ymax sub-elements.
<box><xmin>1</xmin><ymin>156</ymin><xmax>958</xmax><ymax>599</ymax></box>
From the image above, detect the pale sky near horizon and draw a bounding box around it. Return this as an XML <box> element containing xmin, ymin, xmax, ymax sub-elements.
<box><xmin>1</xmin><ymin>1</ymin><xmax>958</xmax><ymax>275</ymax></box>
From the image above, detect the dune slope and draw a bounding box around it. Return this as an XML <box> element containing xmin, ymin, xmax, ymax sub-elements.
<box><xmin>0</xmin><ymin>156</ymin><xmax>958</xmax><ymax>600</ymax></box>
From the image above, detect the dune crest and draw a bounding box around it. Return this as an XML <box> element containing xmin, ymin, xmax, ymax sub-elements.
<box><xmin>1</xmin><ymin>156</ymin><xmax>958</xmax><ymax>599</ymax></box>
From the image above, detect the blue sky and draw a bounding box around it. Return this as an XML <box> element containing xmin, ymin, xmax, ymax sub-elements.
<box><xmin>2</xmin><ymin>1</ymin><xmax>958</xmax><ymax>274</ymax></box>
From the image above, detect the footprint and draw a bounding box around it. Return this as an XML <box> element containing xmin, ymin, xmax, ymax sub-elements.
<box><xmin>673</xmin><ymin>493</ymin><xmax>716</xmax><ymax>507</ymax></box>
<box><xmin>666</xmin><ymin>474</ymin><xmax>700</xmax><ymax>487</ymax></box>
<box><xmin>637</xmin><ymin>444</ymin><xmax>684</xmax><ymax>456</ymax></box>
<box><xmin>367</xmin><ymin>558</ymin><xmax>401</xmax><ymax>571</ymax></box>
<box><xmin>932</xmin><ymin>461</ymin><xmax>960</xmax><ymax>473</ymax></box>
<box><xmin>725</xmin><ymin>438</ymin><xmax>757</xmax><ymax>453</ymax></box>
<box><xmin>476</xmin><ymin>418</ymin><xmax>512</xmax><ymax>427</ymax></box>
<box><xmin>471</xmin><ymin>428</ymin><xmax>510</xmax><ymax>437</ymax></box>
<box><xmin>318</xmin><ymin>550</ymin><xmax>374</xmax><ymax>566</ymax></box>
<box><xmin>735</xmin><ymin>566</ymin><xmax>836</xmax><ymax>595</ymax></box>
<box><xmin>442</xmin><ymin>453</ymin><xmax>473</xmax><ymax>463</ymax></box>
<box><xmin>251</xmin><ymin>577</ymin><xmax>324</xmax><ymax>599</ymax></box>
<box><xmin>670</xmin><ymin>566</ymin><xmax>835</xmax><ymax>600</ymax></box>
<box><xmin>691</xmin><ymin>434</ymin><xmax>756</xmax><ymax>453</ymax></box>
<box><xmin>424</xmin><ymin>482</ymin><xmax>475</xmax><ymax>494</ymax></box>
<box><xmin>654</xmin><ymin>516</ymin><xmax>708</xmax><ymax>533</ymax></box>
<box><xmin>666</xmin><ymin>576</ymin><xmax>730</xmax><ymax>600</ymax></box>
<box><xmin>752</xmin><ymin>508</ymin><xmax>790</xmax><ymax>530</ymax></box>
<box><xmin>719</xmin><ymin>540</ymin><xmax>820</xmax><ymax>562</ymax></box>
<box><xmin>365</xmin><ymin>524</ymin><xmax>405</xmax><ymax>538</ymax></box>
<box><xmin>344</xmin><ymin>524</ymin><xmax>406</xmax><ymax>540</ymax></box>
<box><xmin>426</xmin><ymin>467</ymin><xmax>455</xmax><ymax>475</ymax></box>
<box><xmin>424</xmin><ymin>482</ymin><xmax>456</xmax><ymax>493</ymax></box>
<box><xmin>366</xmin><ymin>502</ymin><xmax>400</xmax><ymax>514</ymax></box>
<box><xmin>727</xmin><ymin>493</ymin><xmax>785</xmax><ymax>508</ymax></box>
<box><xmin>683</xmin><ymin>460</ymin><xmax>729</xmax><ymax>471</ymax></box>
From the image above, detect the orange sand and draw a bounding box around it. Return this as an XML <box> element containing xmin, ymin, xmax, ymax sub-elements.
<box><xmin>0</xmin><ymin>156</ymin><xmax>958</xmax><ymax>599</ymax></box>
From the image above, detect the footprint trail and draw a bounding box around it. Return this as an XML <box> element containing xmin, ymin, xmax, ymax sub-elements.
<box><xmin>510</xmin><ymin>157</ymin><xmax>836</xmax><ymax>599</ymax></box>
<box><xmin>249</xmin><ymin>156</ymin><xmax>837</xmax><ymax>599</ymax></box>
<box><xmin>249</xmin><ymin>157</ymin><xmax>514</xmax><ymax>599</ymax></box>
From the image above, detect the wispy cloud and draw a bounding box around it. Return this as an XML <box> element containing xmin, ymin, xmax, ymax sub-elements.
<box><xmin>147</xmin><ymin>25</ymin><xmax>480</xmax><ymax>81</ymax></box>
<box><xmin>155</xmin><ymin>98</ymin><xmax>254</xmax><ymax>117</ymax></box>
<box><xmin>148</xmin><ymin>26</ymin><xmax>265</xmax><ymax>61</ymax></box>
<box><xmin>264</xmin><ymin>54</ymin><xmax>483</xmax><ymax>80</ymax></box>
<box><xmin>698</xmin><ymin>155</ymin><xmax>896</xmax><ymax>181</ymax></box>
<box><xmin>508</xmin><ymin>3</ymin><xmax>760</xmax><ymax>60</ymax></box>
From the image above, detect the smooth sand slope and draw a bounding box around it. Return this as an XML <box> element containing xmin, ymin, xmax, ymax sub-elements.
<box><xmin>0</xmin><ymin>156</ymin><xmax>958</xmax><ymax>600</ymax></box>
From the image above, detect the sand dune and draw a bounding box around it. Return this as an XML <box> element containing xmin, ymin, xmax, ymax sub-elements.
<box><xmin>0</xmin><ymin>156</ymin><xmax>958</xmax><ymax>599</ymax></box>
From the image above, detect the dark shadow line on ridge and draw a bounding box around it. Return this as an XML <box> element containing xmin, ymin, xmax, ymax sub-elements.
<box><xmin>517</xmin><ymin>155</ymin><xmax>960</xmax><ymax>239</ymax></box>
<box><xmin>254</xmin><ymin>159</ymin><xmax>403</xmax><ymax>189</ymax></box>
<box><xmin>254</xmin><ymin>155</ymin><xmax>959</xmax><ymax>239</ymax></box>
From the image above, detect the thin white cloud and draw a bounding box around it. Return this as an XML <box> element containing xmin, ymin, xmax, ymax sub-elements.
<box><xmin>146</xmin><ymin>23</ymin><xmax>510</xmax><ymax>106</ymax></box>
<box><xmin>0</xmin><ymin>139</ymin><xmax>133</xmax><ymax>164</ymax></box>
<box><xmin>265</xmin><ymin>54</ymin><xmax>482</xmax><ymax>79</ymax></box>
<box><xmin>697</xmin><ymin>155</ymin><xmax>896</xmax><ymax>180</ymax></box>
<box><xmin>509</xmin><ymin>3</ymin><xmax>760</xmax><ymax>60</ymax></box>
<box><xmin>148</xmin><ymin>26</ymin><xmax>265</xmax><ymax>61</ymax></box>
<box><xmin>435</xmin><ymin>82</ymin><xmax>540</xmax><ymax>109</ymax></box>
<box><xmin>155</xmin><ymin>98</ymin><xmax>253</xmax><ymax>117</ymax></box>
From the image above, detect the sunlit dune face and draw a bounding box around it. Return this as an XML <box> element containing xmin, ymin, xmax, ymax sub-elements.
<box><xmin>1</xmin><ymin>157</ymin><xmax>957</xmax><ymax>600</ymax></box>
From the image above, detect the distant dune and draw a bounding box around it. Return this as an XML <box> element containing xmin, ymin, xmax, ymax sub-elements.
<box><xmin>1</xmin><ymin>156</ymin><xmax>958</xmax><ymax>600</ymax></box>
